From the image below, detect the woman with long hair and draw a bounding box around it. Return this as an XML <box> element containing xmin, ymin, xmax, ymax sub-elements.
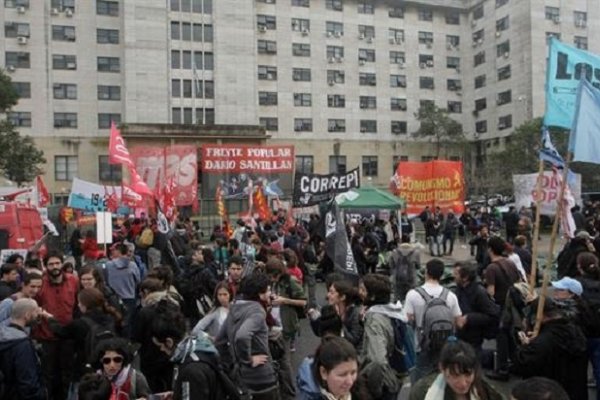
<box><xmin>79</xmin><ymin>265</ymin><xmax>124</xmax><ymax>324</ymax></box>
<box><xmin>191</xmin><ymin>281</ymin><xmax>233</xmax><ymax>339</ymax></box>
<box><xmin>409</xmin><ymin>339</ymin><xmax>503</xmax><ymax>400</ymax></box>
<box><xmin>324</xmin><ymin>279</ymin><xmax>364</xmax><ymax>350</ymax></box>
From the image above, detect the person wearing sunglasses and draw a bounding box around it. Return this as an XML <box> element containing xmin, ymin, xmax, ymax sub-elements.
<box><xmin>94</xmin><ymin>337</ymin><xmax>150</xmax><ymax>400</ymax></box>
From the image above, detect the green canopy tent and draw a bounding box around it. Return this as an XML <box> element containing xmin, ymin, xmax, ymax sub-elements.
<box><xmin>335</xmin><ymin>186</ymin><xmax>405</xmax><ymax>210</ymax></box>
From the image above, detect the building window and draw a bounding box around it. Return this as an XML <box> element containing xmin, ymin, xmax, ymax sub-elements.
<box><xmin>99</xmin><ymin>155</ymin><xmax>122</xmax><ymax>182</ymax></box>
<box><xmin>389</xmin><ymin>51</ymin><xmax>405</xmax><ymax>64</ymax></box>
<box><xmin>294</xmin><ymin>118</ymin><xmax>313</xmax><ymax>132</ymax></box>
<box><xmin>292</xmin><ymin>43</ymin><xmax>311</xmax><ymax>57</ymax></box>
<box><xmin>447</xmin><ymin>57</ymin><xmax>460</xmax><ymax>69</ymax></box>
<box><xmin>97</xmin><ymin>29</ymin><xmax>119</xmax><ymax>44</ymax></box>
<box><xmin>325</xmin><ymin>0</ymin><xmax>342</xmax><ymax>11</ymax></box>
<box><xmin>447</xmin><ymin>79</ymin><xmax>461</xmax><ymax>91</ymax></box>
<box><xmin>97</xmin><ymin>0</ymin><xmax>119</xmax><ymax>16</ymax></box>
<box><xmin>360</xmin><ymin>96</ymin><xmax>376</xmax><ymax>109</ymax></box>
<box><xmin>329</xmin><ymin>156</ymin><xmax>346</xmax><ymax>174</ymax></box>
<box><xmin>258</xmin><ymin>65</ymin><xmax>278</xmax><ymax>80</ymax></box>
<box><xmin>257</xmin><ymin>14</ymin><xmax>276</xmax><ymax>30</ymax></box>
<box><xmin>181</xmin><ymin>23</ymin><xmax>192</xmax><ymax>41</ymax></box>
<box><xmin>445</xmin><ymin>11</ymin><xmax>460</xmax><ymax>25</ymax></box>
<box><xmin>498</xmin><ymin>115</ymin><xmax>512</xmax><ymax>130</ymax></box>
<box><xmin>574</xmin><ymin>11</ymin><xmax>587</xmax><ymax>27</ymax></box>
<box><xmin>497</xmin><ymin>65</ymin><xmax>511</xmax><ymax>81</ymax></box>
<box><xmin>474</xmin><ymin>51</ymin><xmax>485</xmax><ymax>67</ymax></box>
<box><xmin>291</xmin><ymin>18</ymin><xmax>310</xmax><ymax>32</ymax></box>
<box><xmin>52</xmin><ymin>54</ymin><xmax>76</xmax><ymax>70</ymax></box>
<box><xmin>473</xmin><ymin>5</ymin><xmax>484</xmax><ymax>20</ymax></box>
<box><xmin>292</xmin><ymin>68</ymin><xmax>311</xmax><ymax>82</ymax></box>
<box><xmin>358</xmin><ymin>49</ymin><xmax>376</xmax><ymax>63</ymax></box>
<box><xmin>7</xmin><ymin>111</ymin><xmax>31</xmax><ymax>127</ymax></box>
<box><xmin>474</xmin><ymin>75</ymin><xmax>486</xmax><ymax>89</ymax></box>
<box><xmin>5</xmin><ymin>51</ymin><xmax>30</xmax><ymax>69</ymax></box>
<box><xmin>357</xmin><ymin>1</ymin><xmax>374</xmax><ymax>14</ymax></box>
<box><xmin>420</xmin><ymin>100</ymin><xmax>434</xmax><ymax>109</ymax></box>
<box><xmin>327</xmin><ymin>70</ymin><xmax>345</xmax><ymax>84</ymax></box>
<box><xmin>391</xmin><ymin>121</ymin><xmax>407</xmax><ymax>135</ymax></box>
<box><xmin>419</xmin><ymin>77</ymin><xmax>434</xmax><ymax>89</ymax></box>
<box><xmin>171</xmin><ymin>50</ymin><xmax>180</xmax><ymax>69</ymax></box>
<box><xmin>419</xmin><ymin>54</ymin><xmax>434</xmax><ymax>67</ymax></box>
<box><xmin>4</xmin><ymin>0</ymin><xmax>30</xmax><ymax>9</ymax></box>
<box><xmin>496</xmin><ymin>0</ymin><xmax>508</xmax><ymax>8</ymax></box>
<box><xmin>292</xmin><ymin>0</ymin><xmax>309</xmax><ymax>7</ymax></box>
<box><xmin>359</xmin><ymin>73</ymin><xmax>376</xmax><ymax>86</ymax></box>
<box><xmin>327</xmin><ymin>95</ymin><xmax>345</xmax><ymax>108</ymax></box>
<box><xmin>11</xmin><ymin>82</ymin><xmax>30</xmax><ymax>98</ymax></box>
<box><xmin>391</xmin><ymin>98</ymin><xmax>407</xmax><ymax>111</ymax></box>
<box><xmin>182</xmin><ymin>80</ymin><xmax>192</xmax><ymax>98</ymax></box>
<box><xmin>497</xmin><ymin>90</ymin><xmax>512</xmax><ymax>105</ymax></box>
<box><xmin>389</xmin><ymin>29</ymin><xmax>404</xmax><ymax>43</ymax></box>
<box><xmin>497</xmin><ymin>41</ymin><xmax>510</xmax><ymax>57</ymax></box>
<box><xmin>475</xmin><ymin>97</ymin><xmax>487</xmax><ymax>111</ymax></box>
<box><xmin>4</xmin><ymin>22</ymin><xmax>30</xmax><ymax>38</ymax></box>
<box><xmin>53</xmin><ymin>83</ymin><xmax>77</xmax><ymax>100</ymax></box>
<box><xmin>418</xmin><ymin>8</ymin><xmax>433</xmax><ymax>21</ymax></box>
<box><xmin>259</xmin><ymin>117</ymin><xmax>278</xmax><ymax>131</ymax></box>
<box><xmin>172</xmin><ymin>108</ymin><xmax>182</xmax><ymax>124</ymax></box>
<box><xmin>546</xmin><ymin>32</ymin><xmax>561</xmax><ymax>43</ymax></box>
<box><xmin>54</xmin><ymin>112</ymin><xmax>77</xmax><ymax>128</ymax></box>
<box><xmin>358</xmin><ymin>25</ymin><xmax>375</xmax><ymax>39</ymax></box>
<box><xmin>256</xmin><ymin>0</ymin><xmax>275</xmax><ymax>3</ymax></box>
<box><xmin>390</xmin><ymin>74</ymin><xmax>407</xmax><ymax>88</ymax></box>
<box><xmin>362</xmin><ymin>156</ymin><xmax>378</xmax><ymax>177</ymax></box>
<box><xmin>360</xmin><ymin>120</ymin><xmax>377</xmax><ymax>133</ymax></box>
<box><xmin>446</xmin><ymin>35</ymin><xmax>460</xmax><ymax>47</ymax></box>
<box><xmin>258</xmin><ymin>91</ymin><xmax>278</xmax><ymax>106</ymax></box>
<box><xmin>475</xmin><ymin>120</ymin><xmax>487</xmax><ymax>133</ymax></box>
<box><xmin>257</xmin><ymin>40</ymin><xmax>277</xmax><ymax>54</ymax></box>
<box><xmin>545</xmin><ymin>6</ymin><xmax>559</xmax><ymax>21</ymax></box>
<box><xmin>171</xmin><ymin>79</ymin><xmax>181</xmax><ymax>97</ymax></box>
<box><xmin>389</xmin><ymin>7</ymin><xmax>404</xmax><ymax>18</ymax></box>
<box><xmin>418</xmin><ymin>31</ymin><xmax>434</xmax><ymax>45</ymax></box>
<box><xmin>574</xmin><ymin>36</ymin><xmax>588</xmax><ymax>50</ymax></box>
<box><xmin>473</xmin><ymin>29</ymin><xmax>484</xmax><ymax>44</ymax></box>
<box><xmin>326</xmin><ymin>46</ymin><xmax>344</xmax><ymax>59</ymax></box>
<box><xmin>294</xmin><ymin>93</ymin><xmax>312</xmax><ymax>107</ymax></box>
<box><xmin>326</xmin><ymin>21</ymin><xmax>344</xmax><ymax>36</ymax></box>
<box><xmin>447</xmin><ymin>101</ymin><xmax>462</xmax><ymax>113</ymax></box>
<box><xmin>97</xmin><ymin>57</ymin><xmax>120</xmax><ymax>73</ymax></box>
<box><xmin>51</xmin><ymin>25</ymin><xmax>76</xmax><ymax>42</ymax></box>
<box><xmin>98</xmin><ymin>113</ymin><xmax>120</xmax><ymax>129</ymax></box>
<box><xmin>328</xmin><ymin>119</ymin><xmax>346</xmax><ymax>132</ymax></box>
<box><xmin>55</xmin><ymin>156</ymin><xmax>78</xmax><ymax>181</ymax></box>
<box><xmin>191</xmin><ymin>0</ymin><xmax>212</xmax><ymax>13</ymax></box>
<box><xmin>496</xmin><ymin>16</ymin><xmax>509</xmax><ymax>32</ymax></box>
<box><xmin>203</xmin><ymin>25</ymin><xmax>213</xmax><ymax>42</ymax></box>
<box><xmin>295</xmin><ymin>155</ymin><xmax>314</xmax><ymax>174</ymax></box>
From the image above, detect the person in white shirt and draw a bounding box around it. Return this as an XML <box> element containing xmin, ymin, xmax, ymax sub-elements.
<box><xmin>404</xmin><ymin>259</ymin><xmax>462</xmax><ymax>383</ymax></box>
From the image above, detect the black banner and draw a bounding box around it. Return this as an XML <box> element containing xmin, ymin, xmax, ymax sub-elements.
<box><xmin>323</xmin><ymin>201</ymin><xmax>358</xmax><ymax>277</ymax></box>
<box><xmin>293</xmin><ymin>168</ymin><xmax>360</xmax><ymax>207</ymax></box>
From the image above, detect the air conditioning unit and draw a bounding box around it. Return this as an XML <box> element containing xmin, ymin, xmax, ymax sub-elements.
<box><xmin>17</xmin><ymin>36</ymin><xmax>28</xmax><ymax>45</ymax></box>
<box><xmin>358</xmin><ymin>33</ymin><xmax>365</xmax><ymax>40</ymax></box>
<box><xmin>66</xmin><ymin>62</ymin><xmax>76</xmax><ymax>69</ymax></box>
<box><xmin>477</xmin><ymin>39</ymin><xmax>483</xmax><ymax>45</ymax></box>
<box><xmin>420</xmin><ymin>63</ymin><xmax>426</xmax><ymax>69</ymax></box>
<box><xmin>328</xmin><ymin>57</ymin><xmax>335</xmax><ymax>64</ymax></box>
<box><xmin>496</xmin><ymin>31</ymin><xmax>501</xmax><ymax>37</ymax></box>
<box><xmin>336</xmin><ymin>57</ymin><xmax>343</xmax><ymax>63</ymax></box>
<box><xmin>366</xmin><ymin>37</ymin><xmax>373</xmax><ymax>44</ymax></box>
<box><xmin>334</xmin><ymin>31</ymin><xmax>341</xmax><ymax>38</ymax></box>
<box><xmin>359</xmin><ymin>59</ymin><xmax>365</xmax><ymax>65</ymax></box>
<box><xmin>51</xmin><ymin>8</ymin><xmax>59</xmax><ymax>15</ymax></box>
<box><xmin>447</xmin><ymin>44</ymin><xmax>453</xmax><ymax>50</ymax></box>
<box><xmin>471</xmin><ymin>20</ymin><xmax>477</xmax><ymax>27</ymax></box>
<box><xmin>6</xmin><ymin>65</ymin><xmax>16</xmax><ymax>72</ymax></box>
<box><xmin>17</xmin><ymin>6</ymin><xmax>26</xmax><ymax>13</ymax></box>
<box><xmin>398</xmin><ymin>62</ymin><xmax>405</xmax><ymax>69</ymax></box>
<box><xmin>65</xmin><ymin>9</ymin><xmax>73</xmax><ymax>17</ymax></box>
<box><xmin>258</xmin><ymin>25</ymin><xmax>267</xmax><ymax>32</ymax></box>
<box><xmin>553</xmin><ymin>16</ymin><xmax>561</xmax><ymax>24</ymax></box>
<box><xmin>301</xmin><ymin>29</ymin><xmax>309</xmax><ymax>36</ymax></box>
<box><xmin>360</xmin><ymin>127</ymin><xmax>367</xmax><ymax>133</ymax></box>
<box><xmin>498</xmin><ymin>123</ymin><xmax>506</xmax><ymax>129</ymax></box>
<box><xmin>389</xmin><ymin>38</ymin><xmax>396</xmax><ymax>44</ymax></box>
<box><xmin>328</xmin><ymin>79</ymin><xmax>335</xmax><ymax>86</ymax></box>
<box><xmin>504</xmin><ymin>52</ymin><xmax>509</xmax><ymax>59</ymax></box>
<box><xmin>426</xmin><ymin>60</ymin><xmax>434</xmax><ymax>67</ymax></box>
<box><xmin>326</xmin><ymin>31</ymin><xmax>333</xmax><ymax>38</ymax></box>
<box><xmin>426</xmin><ymin>42</ymin><xmax>432</xmax><ymax>49</ymax></box>
<box><xmin>576</xmin><ymin>19</ymin><xmax>586</xmax><ymax>27</ymax></box>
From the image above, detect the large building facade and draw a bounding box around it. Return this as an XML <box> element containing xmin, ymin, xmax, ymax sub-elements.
<box><xmin>1</xmin><ymin>0</ymin><xmax>597</xmax><ymax>199</ymax></box>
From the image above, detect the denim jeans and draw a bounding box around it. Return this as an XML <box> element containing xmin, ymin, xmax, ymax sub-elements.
<box><xmin>428</xmin><ymin>236</ymin><xmax>441</xmax><ymax>256</ymax></box>
<box><xmin>589</xmin><ymin>337</ymin><xmax>600</xmax><ymax>400</ymax></box>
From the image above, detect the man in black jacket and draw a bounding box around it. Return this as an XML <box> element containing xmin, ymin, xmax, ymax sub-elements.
<box><xmin>453</xmin><ymin>262</ymin><xmax>500</xmax><ymax>354</ymax></box>
<box><xmin>0</xmin><ymin>298</ymin><xmax>47</xmax><ymax>400</ymax></box>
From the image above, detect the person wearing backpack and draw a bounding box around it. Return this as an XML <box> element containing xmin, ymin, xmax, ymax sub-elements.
<box><xmin>389</xmin><ymin>234</ymin><xmax>420</xmax><ymax>303</ymax></box>
<box><xmin>360</xmin><ymin>273</ymin><xmax>410</xmax><ymax>400</ymax></box>
<box><xmin>404</xmin><ymin>259</ymin><xmax>462</xmax><ymax>383</ymax></box>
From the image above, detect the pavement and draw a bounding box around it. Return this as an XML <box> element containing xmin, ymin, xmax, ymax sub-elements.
<box><xmin>288</xmin><ymin>233</ymin><xmax>597</xmax><ymax>398</ymax></box>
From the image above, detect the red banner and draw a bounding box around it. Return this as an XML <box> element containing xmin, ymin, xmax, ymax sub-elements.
<box><xmin>108</xmin><ymin>122</ymin><xmax>135</xmax><ymax>169</ymax></box>
<box><xmin>201</xmin><ymin>145</ymin><xmax>294</xmax><ymax>173</ymax></box>
<box><xmin>392</xmin><ymin>160</ymin><xmax>465</xmax><ymax>215</ymax></box>
<box><xmin>131</xmin><ymin>146</ymin><xmax>198</xmax><ymax>207</ymax></box>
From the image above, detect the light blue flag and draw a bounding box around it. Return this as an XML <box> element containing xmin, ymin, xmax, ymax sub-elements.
<box><xmin>569</xmin><ymin>79</ymin><xmax>600</xmax><ymax>164</ymax></box>
<box><xmin>545</xmin><ymin>38</ymin><xmax>600</xmax><ymax>129</ymax></box>
<box><xmin>539</xmin><ymin>127</ymin><xmax>565</xmax><ymax>168</ymax></box>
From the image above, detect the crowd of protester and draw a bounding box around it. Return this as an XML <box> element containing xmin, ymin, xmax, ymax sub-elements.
<box><xmin>0</xmin><ymin>200</ymin><xmax>599</xmax><ymax>400</ymax></box>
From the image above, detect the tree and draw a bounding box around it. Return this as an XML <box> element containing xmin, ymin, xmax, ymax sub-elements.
<box><xmin>0</xmin><ymin>69</ymin><xmax>46</xmax><ymax>186</ymax></box>
<box><xmin>412</xmin><ymin>102</ymin><xmax>465</xmax><ymax>158</ymax></box>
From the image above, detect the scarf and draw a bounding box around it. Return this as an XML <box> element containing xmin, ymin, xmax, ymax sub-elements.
<box><xmin>170</xmin><ymin>332</ymin><xmax>218</xmax><ymax>364</ymax></box>
<box><xmin>97</xmin><ymin>365</ymin><xmax>131</xmax><ymax>400</ymax></box>
<box><xmin>424</xmin><ymin>373</ymin><xmax>480</xmax><ymax>400</ymax></box>
<box><xmin>319</xmin><ymin>388</ymin><xmax>351</xmax><ymax>400</ymax></box>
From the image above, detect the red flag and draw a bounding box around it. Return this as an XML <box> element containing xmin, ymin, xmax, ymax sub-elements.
<box><xmin>103</xmin><ymin>185</ymin><xmax>119</xmax><ymax>213</ymax></box>
<box><xmin>108</xmin><ymin>122</ymin><xmax>135</xmax><ymax>168</ymax></box>
<box><xmin>36</xmin><ymin>176</ymin><xmax>50</xmax><ymax>207</ymax></box>
<box><xmin>121</xmin><ymin>185</ymin><xmax>143</xmax><ymax>208</ymax></box>
<box><xmin>129</xmin><ymin>168</ymin><xmax>153</xmax><ymax>197</ymax></box>
<box><xmin>162</xmin><ymin>176</ymin><xmax>176</xmax><ymax>220</ymax></box>
<box><xmin>252</xmin><ymin>185</ymin><xmax>271</xmax><ymax>220</ymax></box>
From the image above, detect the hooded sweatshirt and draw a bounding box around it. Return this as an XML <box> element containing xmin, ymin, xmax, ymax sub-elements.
<box><xmin>223</xmin><ymin>299</ymin><xmax>277</xmax><ymax>390</ymax></box>
<box><xmin>106</xmin><ymin>257</ymin><xmax>140</xmax><ymax>300</ymax></box>
<box><xmin>0</xmin><ymin>324</ymin><xmax>46</xmax><ymax>400</ymax></box>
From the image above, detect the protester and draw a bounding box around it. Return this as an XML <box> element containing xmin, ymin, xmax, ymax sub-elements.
<box><xmin>442</xmin><ymin>211</ymin><xmax>460</xmax><ymax>256</ymax></box>
<box><xmin>78</xmin><ymin>373</ymin><xmax>112</xmax><ymax>400</ymax></box>
<box><xmin>191</xmin><ymin>281</ymin><xmax>232</xmax><ymax>339</ymax></box>
<box><xmin>389</xmin><ymin>234</ymin><xmax>420</xmax><ymax>303</ymax></box>
<box><xmin>0</xmin><ymin>272</ymin><xmax>43</xmax><ymax>326</ymax></box>
<box><xmin>510</xmin><ymin>377</ymin><xmax>569</xmax><ymax>400</ymax></box>
<box><xmin>557</xmin><ymin>230</ymin><xmax>594</xmax><ymax>278</ymax></box>
<box><xmin>226</xmin><ymin>255</ymin><xmax>244</xmax><ymax>297</ymax></box>
<box><xmin>409</xmin><ymin>339</ymin><xmax>502</xmax><ymax>400</ymax></box>
<box><xmin>105</xmin><ymin>243</ymin><xmax>140</xmax><ymax>337</ymax></box>
<box><xmin>470</xmin><ymin>224</ymin><xmax>490</xmax><ymax>274</ymax></box>
<box><xmin>0</xmin><ymin>298</ymin><xmax>47</xmax><ymax>400</ymax></box>
<box><xmin>79</xmin><ymin>265</ymin><xmax>124</xmax><ymax>323</ymax></box>
<box><xmin>513</xmin><ymin>235</ymin><xmax>532</xmax><ymax>277</ymax></box>
<box><xmin>0</xmin><ymin>264</ymin><xmax>19</xmax><ymax>301</ymax></box>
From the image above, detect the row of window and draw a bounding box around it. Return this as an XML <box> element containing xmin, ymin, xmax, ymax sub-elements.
<box><xmin>171</xmin><ymin>50</ymin><xmax>214</xmax><ymax>70</ymax></box>
<box><xmin>5</xmin><ymin>52</ymin><xmax>121</xmax><ymax>72</ymax></box>
<box><xmin>169</xmin><ymin>0</ymin><xmax>212</xmax><ymax>14</ymax></box>
<box><xmin>55</xmin><ymin>155</ymin><xmax>122</xmax><ymax>182</ymax></box>
<box><xmin>171</xmin><ymin>79</ymin><xmax>214</xmax><ymax>99</ymax></box>
<box><xmin>259</xmin><ymin>117</ymin><xmax>409</xmax><ymax>135</ymax></box>
<box><xmin>475</xmin><ymin>115</ymin><xmax>513</xmax><ymax>134</ymax></box>
<box><xmin>4</xmin><ymin>24</ymin><xmax>119</xmax><ymax>44</ymax></box>
<box><xmin>4</xmin><ymin>0</ymin><xmax>117</xmax><ymax>15</ymax></box>
<box><xmin>544</xmin><ymin>7</ymin><xmax>587</xmax><ymax>26</ymax></box>
<box><xmin>170</xmin><ymin>22</ymin><xmax>213</xmax><ymax>42</ymax></box>
<box><xmin>12</xmin><ymin>82</ymin><xmax>122</xmax><ymax>101</ymax></box>
<box><xmin>8</xmin><ymin>112</ymin><xmax>121</xmax><ymax>129</ymax></box>
<box><xmin>171</xmin><ymin>107</ymin><xmax>215</xmax><ymax>125</ymax></box>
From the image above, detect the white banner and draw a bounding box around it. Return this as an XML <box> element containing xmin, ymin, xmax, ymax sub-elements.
<box><xmin>96</xmin><ymin>212</ymin><xmax>113</xmax><ymax>244</ymax></box>
<box><xmin>513</xmin><ymin>171</ymin><xmax>582</xmax><ymax>215</ymax></box>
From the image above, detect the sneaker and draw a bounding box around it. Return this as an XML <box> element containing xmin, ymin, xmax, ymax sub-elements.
<box><xmin>486</xmin><ymin>370</ymin><xmax>509</xmax><ymax>382</ymax></box>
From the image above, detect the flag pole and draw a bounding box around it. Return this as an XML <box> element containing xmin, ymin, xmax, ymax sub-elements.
<box><xmin>533</xmin><ymin>151</ymin><xmax>572</xmax><ymax>337</ymax></box>
<box><xmin>529</xmin><ymin>159</ymin><xmax>544</xmax><ymax>293</ymax></box>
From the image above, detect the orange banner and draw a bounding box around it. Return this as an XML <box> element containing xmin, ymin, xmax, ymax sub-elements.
<box><xmin>393</xmin><ymin>161</ymin><xmax>465</xmax><ymax>215</ymax></box>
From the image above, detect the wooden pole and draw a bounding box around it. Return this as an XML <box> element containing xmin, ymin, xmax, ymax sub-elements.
<box><xmin>529</xmin><ymin>159</ymin><xmax>545</xmax><ymax>293</ymax></box>
<box><xmin>533</xmin><ymin>153</ymin><xmax>572</xmax><ymax>337</ymax></box>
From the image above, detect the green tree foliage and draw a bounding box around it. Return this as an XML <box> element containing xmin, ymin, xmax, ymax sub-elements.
<box><xmin>412</xmin><ymin>102</ymin><xmax>465</xmax><ymax>158</ymax></box>
<box><xmin>0</xmin><ymin>69</ymin><xmax>46</xmax><ymax>186</ymax></box>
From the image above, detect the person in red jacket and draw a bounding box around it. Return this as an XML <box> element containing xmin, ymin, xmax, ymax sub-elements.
<box><xmin>82</xmin><ymin>229</ymin><xmax>100</xmax><ymax>261</ymax></box>
<box><xmin>33</xmin><ymin>250</ymin><xmax>79</xmax><ymax>400</ymax></box>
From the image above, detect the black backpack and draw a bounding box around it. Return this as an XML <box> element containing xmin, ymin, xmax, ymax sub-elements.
<box><xmin>81</xmin><ymin>316</ymin><xmax>116</xmax><ymax>364</ymax></box>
